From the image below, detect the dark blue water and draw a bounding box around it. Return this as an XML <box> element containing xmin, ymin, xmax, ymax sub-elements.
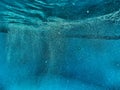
<box><xmin>1</xmin><ymin>0</ymin><xmax>120</xmax><ymax>90</ymax></box>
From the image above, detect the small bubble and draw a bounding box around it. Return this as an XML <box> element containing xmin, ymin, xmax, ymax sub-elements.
<box><xmin>116</xmin><ymin>63</ymin><xmax>120</xmax><ymax>67</ymax></box>
<box><xmin>72</xmin><ymin>3</ymin><xmax>75</xmax><ymax>6</ymax></box>
<box><xmin>86</xmin><ymin>10</ymin><xmax>90</xmax><ymax>14</ymax></box>
<box><xmin>45</xmin><ymin>60</ymin><xmax>48</xmax><ymax>64</ymax></box>
<box><xmin>58</xmin><ymin>32</ymin><xmax>61</xmax><ymax>35</ymax></box>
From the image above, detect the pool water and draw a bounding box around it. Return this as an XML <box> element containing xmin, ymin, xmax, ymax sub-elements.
<box><xmin>0</xmin><ymin>0</ymin><xmax>120</xmax><ymax>90</ymax></box>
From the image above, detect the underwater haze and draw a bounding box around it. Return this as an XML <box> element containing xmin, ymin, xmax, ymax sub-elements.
<box><xmin>1</xmin><ymin>0</ymin><xmax>120</xmax><ymax>90</ymax></box>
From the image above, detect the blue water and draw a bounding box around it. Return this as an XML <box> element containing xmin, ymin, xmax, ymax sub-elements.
<box><xmin>1</xmin><ymin>0</ymin><xmax>120</xmax><ymax>90</ymax></box>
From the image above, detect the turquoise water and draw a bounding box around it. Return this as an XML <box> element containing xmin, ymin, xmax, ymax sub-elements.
<box><xmin>1</xmin><ymin>0</ymin><xmax>120</xmax><ymax>90</ymax></box>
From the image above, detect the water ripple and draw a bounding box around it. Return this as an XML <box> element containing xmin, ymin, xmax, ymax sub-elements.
<box><xmin>0</xmin><ymin>0</ymin><xmax>53</xmax><ymax>25</ymax></box>
<box><xmin>0</xmin><ymin>0</ymin><xmax>120</xmax><ymax>25</ymax></box>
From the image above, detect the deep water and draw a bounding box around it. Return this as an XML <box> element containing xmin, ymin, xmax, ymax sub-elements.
<box><xmin>1</xmin><ymin>0</ymin><xmax>120</xmax><ymax>90</ymax></box>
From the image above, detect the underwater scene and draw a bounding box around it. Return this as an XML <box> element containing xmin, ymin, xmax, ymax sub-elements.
<box><xmin>1</xmin><ymin>0</ymin><xmax>120</xmax><ymax>90</ymax></box>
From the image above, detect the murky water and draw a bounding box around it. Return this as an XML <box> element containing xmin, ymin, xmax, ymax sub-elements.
<box><xmin>1</xmin><ymin>0</ymin><xmax>120</xmax><ymax>90</ymax></box>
